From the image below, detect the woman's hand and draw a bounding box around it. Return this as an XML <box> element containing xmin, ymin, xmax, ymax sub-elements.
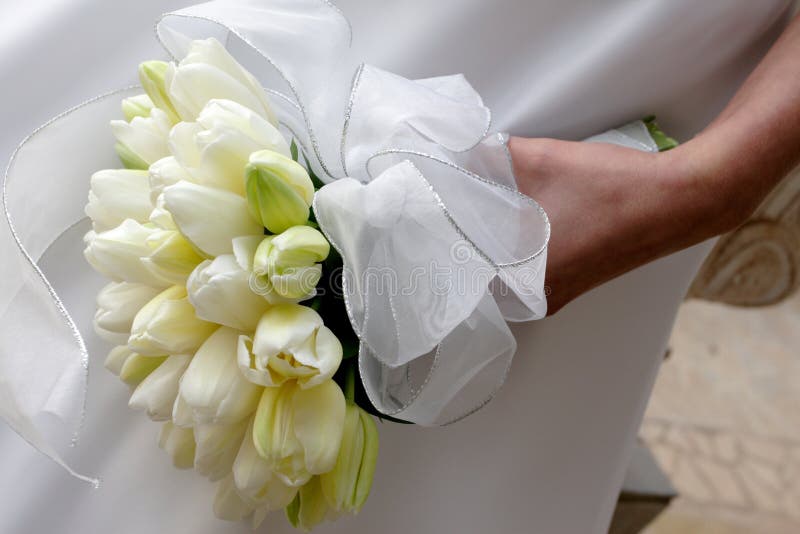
<box><xmin>512</xmin><ymin>13</ymin><xmax>800</xmax><ymax>315</ymax></box>
<box><xmin>509</xmin><ymin>137</ymin><xmax>753</xmax><ymax>315</ymax></box>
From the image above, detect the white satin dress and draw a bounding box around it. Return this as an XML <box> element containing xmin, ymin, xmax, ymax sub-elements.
<box><xmin>0</xmin><ymin>1</ymin><xmax>793</xmax><ymax>533</ymax></box>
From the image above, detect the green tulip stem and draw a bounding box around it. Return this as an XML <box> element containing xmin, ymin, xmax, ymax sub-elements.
<box><xmin>344</xmin><ymin>362</ymin><xmax>356</xmax><ymax>404</ymax></box>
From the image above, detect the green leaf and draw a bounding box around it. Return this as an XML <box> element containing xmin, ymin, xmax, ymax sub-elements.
<box><xmin>290</xmin><ymin>139</ymin><xmax>299</xmax><ymax>162</ymax></box>
<box><xmin>285</xmin><ymin>494</ymin><xmax>300</xmax><ymax>528</ymax></box>
<box><xmin>303</xmin><ymin>153</ymin><xmax>327</xmax><ymax>190</ymax></box>
<box><xmin>643</xmin><ymin>116</ymin><xmax>679</xmax><ymax>152</ymax></box>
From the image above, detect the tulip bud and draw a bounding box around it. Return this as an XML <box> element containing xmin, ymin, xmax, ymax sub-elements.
<box><xmin>232</xmin><ymin>423</ymin><xmax>298</xmax><ymax>510</ymax></box>
<box><xmin>94</xmin><ymin>282</ymin><xmax>161</xmax><ymax>344</ymax></box>
<box><xmin>162</xmin><ymin>180</ymin><xmax>263</xmax><ymax>257</ymax></box>
<box><xmin>186</xmin><ymin>255</ymin><xmax>272</xmax><ymax>331</ymax></box>
<box><xmin>129</xmin><ymin>354</ymin><xmax>191</xmax><ymax>421</ymax></box>
<box><xmin>252</xmin><ymin>226</ymin><xmax>329</xmax><ymax>300</ymax></box>
<box><xmin>245</xmin><ymin>150</ymin><xmax>315</xmax><ymax>234</ymax></box>
<box><xmin>111</xmin><ymin>108</ymin><xmax>172</xmax><ymax>168</ymax></box>
<box><xmin>177</xmin><ymin>327</ymin><xmax>262</xmax><ymax>425</ymax></box>
<box><xmin>121</xmin><ymin>94</ymin><xmax>154</xmax><ymax>121</ymax></box>
<box><xmin>252</xmin><ymin>380</ymin><xmax>345</xmax><ymax>487</ymax></box>
<box><xmin>105</xmin><ymin>345</ymin><xmax>134</xmax><ymax>376</ymax></box>
<box><xmin>194</xmin><ymin>419</ymin><xmax>248</xmax><ymax>481</ymax></box>
<box><xmin>119</xmin><ymin>353</ymin><xmax>168</xmax><ymax>387</ymax></box>
<box><xmin>165</xmin><ymin>38</ymin><xmax>278</xmax><ymax>124</ymax></box>
<box><xmin>128</xmin><ymin>285</ymin><xmax>216</xmax><ymax>356</ymax></box>
<box><xmin>86</xmin><ymin>169</ymin><xmax>153</xmax><ymax>232</ymax></box>
<box><xmin>142</xmin><ymin>228</ymin><xmax>205</xmax><ymax>285</ymax></box>
<box><xmin>138</xmin><ymin>60</ymin><xmax>180</xmax><ymax>123</ymax></box>
<box><xmin>213</xmin><ymin>474</ymin><xmax>254</xmax><ymax>522</ymax></box>
<box><xmin>320</xmin><ymin>404</ymin><xmax>379</xmax><ymax>514</ymax></box>
<box><xmin>84</xmin><ymin>219</ymin><xmax>171</xmax><ymax>287</ymax></box>
<box><xmin>238</xmin><ymin>304</ymin><xmax>342</xmax><ymax>389</ymax></box>
<box><xmin>158</xmin><ymin>421</ymin><xmax>196</xmax><ymax>469</ymax></box>
<box><xmin>286</xmin><ymin>477</ymin><xmax>332</xmax><ymax>531</ymax></box>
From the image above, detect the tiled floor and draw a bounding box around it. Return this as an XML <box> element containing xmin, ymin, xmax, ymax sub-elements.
<box><xmin>640</xmin><ymin>292</ymin><xmax>800</xmax><ymax>533</ymax></box>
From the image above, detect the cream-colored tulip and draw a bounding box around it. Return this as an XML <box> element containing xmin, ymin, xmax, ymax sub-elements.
<box><xmin>142</xmin><ymin>228</ymin><xmax>205</xmax><ymax>285</ymax></box>
<box><xmin>320</xmin><ymin>404</ymin><xmax>379</xmax><ymax>514</ymax></box>
<box><xmin>245</xmin><ymin>150</ymin><xmax>315</xmax><ymax>234</ymax></box>
<box><xmin>252</xmin><ymin>226</ymin><xmax>329</xmax><ymax>300</ymax></box>
<box><xmin>238</xmin><ymin>304</ymin><xmax>342</xmax><ymax>389</ymax></box>
<box><xmin>119</xmin><ymin>352</ymin><xmax>168</xmax><ymax>387</ymax></box>
<box><xmin>177</xmin><ymin>327</ymin><xmax>262</xmax><ymax>426</ymax></box>
<box><xmin>162</xmin><ymin>180</ymin><xmax>262</xmax><ymax>257</ymax></box>
<box><xmin>186</xmin><ymin>255</ymin><xmax>272</xmax><ymax>331</ymax></box>
<box><xmin>94</xmin><ymin>282</ymin><xmax>161</xmax><ymax>344</ymax></box>
<box><xmin>84</xmin><ymin>219</ymin><xmax>170</xmax><ymax>287</ymax></box>
<box><xmin>194</xmin><ymin>419</ymin><xmax>248</xmax><ymax>482</ymax></box>
<box><xmin>121</xmin><ymin>94</ymin><xmax>154</xmax><ymax>121</ymax></box>
<box><xmin>105</xmin><ymin>345</ymin><xmax>134</xmax><ymax>376</ymax></box>
<box><xmin>165</xmin><ymin>38</ymin><xmax>277</xmax><ymax>124</ymax></box>
<box><xmin>169</xmin><ymin>99</ymin><xmax>290</xmax><ymax>195</ymax></box>
<box><xmin>86</xmin><ymin>169</ymin><xmax>152</xmax><ymax>232</ymax></box>
<box><xmin>139</xmin><ymin>60</ymin><xmax>180</xmax><ymax>123</ymax></box>
<box><xmin>252</xmin><ymin>380</ymin><xmax>345</xmax><ymax>487</ymax></box>
<box><xmin>129</xmin><ymin>354</ymin><xmax>192</xmax><ymax>421</ymax></box>
<box><xmin>111</xmin><ymin>107</ymin><xmax>172</xmax><ymax>168</ymax></box>
<box><xmin>286</xmin><ymin>477</ymin><xmax>333</xmax><ymax>531</ymax></box>
<box><xmin>233</xmin><ymin>423</ymin><xmax>298</xmax><ymax>510</ymax></box>
<box><xmin>128</xmin><ymin>285</ymin><xmax>216</xmax><ymax>356</ymax></box>
<box><xmin>158</xmin><ymin>421</ymin><xmax>196</xmax><ymax>470</ymax></box>
<box><xmin>148</xmin><ymin>156</ymin><xmax>193</xmax><ymax>205</ymax></box>
<box><xmin>213</xmin><ymin>474</ymin><xmax>255</xmax><ymax>522</ymax></box>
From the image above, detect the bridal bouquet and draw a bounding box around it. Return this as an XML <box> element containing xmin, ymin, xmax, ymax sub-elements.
<box><xmin>2</xmin><ymin>0</ymin><xmax>671</xmax><ymax>531</ymax></box>
<box><xmin>85</xmin><ymin>38</ymin><xmax>380</xmax><ymax>529</ymax></box>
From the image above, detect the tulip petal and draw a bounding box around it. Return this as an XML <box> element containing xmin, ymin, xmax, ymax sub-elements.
<box><xmin>158</xmin><ymin>421</ymin><xmax>196</xmax><ymax>469</ymax></box>
<box><xmin>86</xmin><ymin>169</ymin><xmax>153</xmax><ymax>232</ymax></box>
<box><xmin>292</xmin><ymin>380</ymin><xmax>346</xmax><ymax>476</ymax></box>
<box><xmin>129</xmin><ymin>354</ymin><xmax>191</xmax><ymax>421</ymax></box>
<box><xmin>163</xmin><ymin>180</ymin><xmax>263</xmax><ymax>257</ymax></box>
<box><xmin>179</xmin><ymin>327</ymin><xmax>263</xmax><ymax>425</ymax></box>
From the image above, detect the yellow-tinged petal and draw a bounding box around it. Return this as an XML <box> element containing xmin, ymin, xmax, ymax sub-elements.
<box><xmin>158</xmin><ymin>421</ymin><xmax>196</xmax><ymax>469</ymax></box>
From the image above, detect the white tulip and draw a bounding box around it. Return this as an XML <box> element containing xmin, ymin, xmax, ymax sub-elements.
<box><xmin>84</xmin><ymin>219</ymin><xmax>171</xmax><ymax>287</ymax></box>
<box><xmin>166</xmin><ymin>38</ymin><xmax>277</xmax><ymax>124</ymax></box>
<box><xmin>94</xmin><ymin>282</ymin><xmax>161</xmax><ymax>344</ymax></box>
<box><xmin>119</xmin><ymin>353</ymin><xmax>168</xmax><ymax>387</ymax></box>
<box><xmin>104</xmin><ymin>345</ymin><xmax>134</xmax><ymax>376</ymax></box>
<box><xmin>86</xmin><ymin>169</ymin><xmax>152</xmax><ymax>232</ymax></box>
<box><xmin>129</xmin><ymin>354</ymin><xmax>192</xmax><ymax>421</ymax></box>
<box><xmin>148</xmin><ymin>193</ymin><xmax>176</xmax><ymax>230</ymax></box>
<box><xmin>168</xmin><ymin>99</ymin><xmax>290</xmax><ymax>195</ymax></box>
<box><xmin>128</xmin><ymin>285</ymin><xmax>216</xmax><ymax>356</ymax></box>
<box><xmin>177</xmin><ymin>326</ymin><xmax>262</xmax><ymax>425</ymax></box>
<box><xmin>194</xmin><ymin>419</ymin><xmax>248</xmax><ymax>481</ymax></box>
<box><xmin>186</xmin><ymin>255</ymin><xmax>272</xmax><ymax>331</ymax></box>
<box><xmin>121</xmin><ymin>93</ymin><xmax>154</xmax><ymax>121</ymax></box>
<box><xmin>158</xmin><ymin>421</ymin><xmax>196</xmax><ymax>470</ymax></box>
<box><xmin>148</xmin><ymin>156</ymin><xmax>193</xmax><ymax>205</ymax></box>
<box><xmin>162</xmin><ymin>180</ymin><xmax>263</xmax><ymax>257</ymax></box>
<box><xmin>252</xmin><ymin>380</ymin><xmax>346</xmax><ymax>487</ymax></box>
<box><xmin>238</xmin><ymin>304</ymin><xmax>342</xmax><ymax>389</ymax></box>
<box><xmin>111</xmin><ymin>107</ymin><xmax>172</xmax><ymax>168</ymax></box>
<box><xmin>139</xmin><ymin>60</ymin><xmax>180</xmax><ymax>123</ymax></box>
<box><xmin>286</xmin><ymin>477</ymin><xmax>333</xmax><ymax>531</ymax></box>
<box><xmin>320</xmin><ymin>404</ymin><xmax>379</xmax><ymax>514</ymax></box>
<box><xmin>233</xmin><ymin>423</ymin><xmax>298</xmax><ymax>510</ymax></box>
<box><xmin>231</xmin><ymin>236</ymin><xmax>303</xmax><ymax>305</ymax></box>
<box><xmin>213</xmin><ymin>474</ymin><xmax>254</xmax><ymax>522</ymax></box>
<box><xmin>252</xmin><ymin>226</ymin><xmax>329</xmax><ymax>300</ymax></box>
<box><xmin>142</xmin><ymin>228</ymin><xmax>205</xmax><ymax>285</ymax></box>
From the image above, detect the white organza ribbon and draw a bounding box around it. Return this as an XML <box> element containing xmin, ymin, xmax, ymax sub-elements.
<box><xmin>1</xmin><ymin>0</ymin><xmax>660</xmax><ymax>478</ymax></box>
